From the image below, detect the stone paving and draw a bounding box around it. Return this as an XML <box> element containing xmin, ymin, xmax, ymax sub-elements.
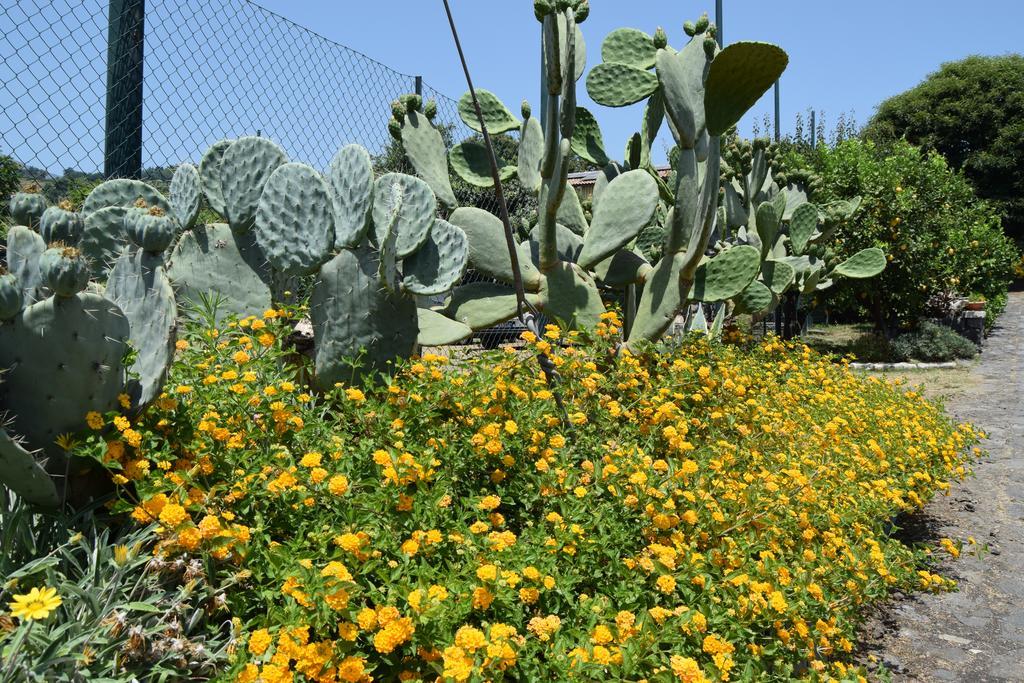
<box><xmin>858</xmin><ymin>291</ymin><xmax>1024</xmax><ymax>681</ymax></box>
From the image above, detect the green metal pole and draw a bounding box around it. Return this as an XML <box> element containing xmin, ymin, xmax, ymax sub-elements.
<box><xmin>104</xmin><ymin>0</ymin><xmax>145</xmax><ymax>179</ymax></box>
<box><xmin>716</xmin><ymin>0</ymin><xmax>723</xmax><ymax>46</ymax></box>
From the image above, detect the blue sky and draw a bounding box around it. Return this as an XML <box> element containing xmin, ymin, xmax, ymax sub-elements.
<box><xmin>256</xmin><ymin>0</ymin><xmax>1024</xmax><ymax>164</ymax></box>
<box><xmin>2</xmin><ymin>0</ymin><xmax>1022</xmax><ymax>174</ymax></box>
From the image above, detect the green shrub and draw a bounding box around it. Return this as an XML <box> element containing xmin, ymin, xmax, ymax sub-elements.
<box><xmin>891</xmin><ymin>321</ymin><xmax>978</xmax><ymax>363</ymax></box>
<box><xmin>849</xmin><ymin>332</ymin><xmax>896</xmax><ymax>362</ymax></box>
<box><xmin>43</xmin><ymin>309</ymin><xmax>983</xmax><ymax>681</ymax></box>
<box><xmin>797</xmin><ymin>139</ymin><xmax>1019</xmax><ymax>332</ymax></box>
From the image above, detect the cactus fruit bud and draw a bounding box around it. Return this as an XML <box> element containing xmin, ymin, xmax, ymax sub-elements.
<box><xmin>653</xmin><ymin>27</ymin><xmax>668</xmax><ymax>49</ymax></box>
<box><xmin>683</xmin><ymin>20</ymin><xmax>696</xmax><ymax>37</ymax></box>
<box><xmin>40</xmin><ymin>203</ymin><xmax>85</xmax><ymax>245</ymax></box>
<box><xmin>39</xmin><ymin>246</ymin><xmax>89</xmax><ymax>297</ymax></box>
<box><xmin>126</xmin><ymin>207</ymin><xmax>176</xmax><ymax>253</ymax></box>
<box><xmin>58</xmin><ymin>199</ymin><xmax>73</xmax><ymax>211</ymax></box>
<box><xmin>703</xmin><ymin>36</ymin><xmax>716</xmax><ymax>58</ymax></box>
<box><xmin>424</xmin><ymin>98</ymin><xmax>438</xmax><ymax>120</ymax></box>
<box><xmin>400</xmin><ymin>94</ymin><xmax>422</xmax><ymax>113</ymax></box>
<box><xmin>391</xmin><ymin>99</ymin><xmax>407</xmax><ymax>121</ymax></box>
<box><xmin>555</xmin><ymin>0</ymin><xmax>573</xmax><ymax>11</ymax></box>
<box><xmin>133</xmin><ymin>197</ymin><xmax>148</xmax><ymax>209</ymax></box>
<box><xmin>533</xmin><ymin>0</ymin><xmax>553</xmax><ymax>21</ymax></box>
<box><xmin>388</xmin><ymin>118</ymin><xmax>402</xmax><ymax>141</ymax></box>
<box><xmin>695</xmin><ymin>13</ymin><xmax>709</xmax><ymax>34</ymax></box>
<box><xmin>521</xmin><ymin>100</ymin><xmax>532</xmax><ymax>119</ymax></box>
<box><xmin>707</xmin><ymin>24</ymin><xmax>717</xmax><ymax>39</ymax></box>
<box><xmin>574</xmin><ymin>0</ymin><xmax>589</xmax><ymax>22</ymax></box>
<box><xmin>0</xmin><ymin>272</ymin><xmax>23</xmax><ymax>321</ymax></box>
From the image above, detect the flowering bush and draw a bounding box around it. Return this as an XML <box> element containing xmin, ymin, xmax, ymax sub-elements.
<box><xmin>76</xmin><ymin>310</ymin><xmax>981</xmax><ymax>682</ymax></box>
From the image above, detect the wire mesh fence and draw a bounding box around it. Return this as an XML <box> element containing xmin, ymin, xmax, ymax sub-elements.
<box><xmin>0</xmin><ymin>0</ymin><xmax>537</xmax><ymax>346</ymax></box>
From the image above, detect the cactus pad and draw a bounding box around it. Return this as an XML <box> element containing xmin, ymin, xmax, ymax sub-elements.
<box><xmin>0</xmin><ymin>428</ymin><xmax>58</xmax><ymax>508</ymax></box>
<box><xmin>0</xmin><ymin>273</ymin><xmax>23</xmax><ymax>320</ymax></box>
<box><xmin>833</xmin><ymin>248</ymin><xmax>886</xmax><ymax>279</ymax></box>
<box><xmin>448</xmin><ymin>207</ymin><xmax>542</xmax><ymax>291</ymax></box>
<box><xmin>539</xmin><ymin>262</ymin><xmax>605</xmax><ymax>330</ymax></box>
<box><xmin>9</xmin><ymin>192</ymin><xmax>47</xmax><ymax>228</ymax></box>
<box><xmin>755</xmin><ymin>202</ymin><xmax>780</xmax><ymax>255</ymax></box>
<box><xmin>125</xmin><ymin>209</ymin><xmax>177</xmax><ymax>253</ymax></box>
<box><xmin>529</xmin><ymin>223</ymin><xmax>583</xmax><ymax>265</ymax></box>
<box><xmin>255</xmin><ymin>162</ymin><xmax>335</xmax><ymax>275</ymax></box>
<box><xmin>788</xmin><ymin>202</ymin><xmax>819</xmax><ymax>256</ymax></box>
<box><xmin>199</xmin><ymin>139</ymin><xmax>233</xmax><ymax>217</ymax></box>
<box><xmin>518</xmin><ymin>114</ymin><xmax>545</xmax><ymax>192</ymax></box>
<box><xmin>82</xmin><ymin>179</ymin><xmax>170</xmax><ymax>215</ymax></box>
<box><xmin>570</xmin><ymin>107</ymin><xmax>609</xmax><ymax>166</ymax></box>
<box><xmin>401</xmin><ymin>109</ymin><xmax>458</xmax><ymax>209</ymax></box>
<box><xmin>402</xmin><ymin>219</ymin><xmax>469</xmax><ymax>296</ymax></box>
<box><xmin>556</xmin><ymin>185</ymin><xmax>589</xmax><ymax>236</ymax></box>
<box><xmin>449</xmin><ymin>141</ymin><xmax>517</xmax><ymax>188</ymax></box>
<box><xmin>689</xmin><ymin>245</ymin><xmax>760</xmax><ymax>302</ymax></box>
<box><xmin>372</xmin><ymin>173</ymin><xmax>436</xmax><ymax>258</ymax></box>
<box><xmin>6</xmin><ymin>226</ymin><xmax>45</xmax><ymax>304</ymax></box>
<box><xmin>328</xmin><ymin>144</ymin><xmax>374</xmax><ymax>249</ymax></box>
<box><xmin>417</xmin><ymin>307</ymin><xmax>473</xmax><ymax>347</ymax></box>
<box><xmin>80</xmin><ymin>206</ymin><xmax>129</xmax><ymax>278</ymax></box>
<box><xmin>600</xmin><ymin>28</ymin><xmax>657</xmax><ymax>69</ymax></box>
<box><xmin>106</xmin><ymin>250</ymin><xmax>177</xmax><ymax>408</ymax></box>
<box><xmin>593</xmin><ymin>248</ymin><xmax>653</xmax><ymax>287</ymax></box>
<box><xmin>39</xmin><ymin>247</ymin><xmax>89</xmax><ymax>296</ymax></box>
<box><xmin>628</xmin><ymin>251</ymin><xmax>687</xmax><ymax>345</ymax></box>
<box><xmin>219</xmin><ymin>136</ymin><xmax>288</xmax><ymax>232</ymax></box>
<box><xmin>657</xmin><ymin>37</ymin><xmax>710</xmax><ymax>149</ymax></box>
<box><xmin>166</xmin><ymin>223</ymin><xmax>273</xmax><ymax>321</ymax></box>
<box><xmin>732</xmin><ymin>279</ymin><xmax>774</xmax><ymax>315</ymax></box>
<box><xmin>310</xmin><ymin>247</ymin><xmax>418</xmax><ymax>387</ymax></box>
<box><xmin>458</xmin><ymin>89</ymin><xmax>521</xmax><ymax>134</ymax></box>
<box><xmin>446</xmin><ymin>282</ymin><xmax>525</xmax><ymax>331</ymax></box>
<box><xmin>761</xmin><ymin>259</ymin><xmax>796</xmax><ymax>295</ymax></box>
<box><xmin>40</xmin><ymin>205</ymin><xmax>84</xmax><ymax>245</ymax></box>
<box><xmin>586</xmin><ymin>62</ymin><xmax>659</xmax><ymax>107</ymax></box>
<box><xmin>0</xmin><ymin>292</ymin><xmax>129</xmax><ymax>454</ymax></box>
<box><xmin>704</xmin><ymin>42</ymin><xmax>789</xmax><ymax>136</ymax></box>
<box><xmin>169</xmin><ymin>162</ymin><xmax>201</xmax><ymax>229</ymax></box>
<box><xmin>578</xmin><ymin>170</ymin><xmax>659</xmax><ymax>268</ymax></box>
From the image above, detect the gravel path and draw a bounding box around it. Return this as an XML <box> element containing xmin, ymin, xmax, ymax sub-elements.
<box><xmin>858</xmin><ymin>291</ymin><xmax>1024</xmax><ymax>681</ymax></box>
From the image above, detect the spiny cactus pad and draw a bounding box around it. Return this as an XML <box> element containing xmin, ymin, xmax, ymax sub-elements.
<box><xmin>39</xmin><ymin>247</ymin><xmax>89</xmax><ymax>296</ymax></box>
<box><xmin>417</xmin><ymin>307</ymin><xmax>473</xmax><ymax>347</ymax></box>
<box><xmin>755</xmin><ymin>202</ymin><xmax>780</xmax><ymax>255</ymax></box>
<box><xmin>6</xmin><ymin>226</ymin><xmax>45</xmax><ymax>304</ymax></box>
<box><xmin>219</xmin><ymin>136</ymin><xmax>288</xmax><ymax>232</ymax></box>
<box><xmin>529</xmin><ymin>223</ymin><xmax>583</xmax><ymax>265</ymax></box>
<box><xmin>401</xmin><ymin>110</ymin><xmax>458</xmax><ymax>209</ymax></box>
<box><xmin>593</xmin><ymin>248</ymin><xmax>653</xmax><ymax>287</ymax></box>
<box><xmin>689</xmin><ymin>245</ymin><xmax>760</xmax><ymax>302</ymax></box>
<box><xmin>704</xmin><ymin>42</ymin><xmax>789</xmax><ymax>136</ymax></box>
<box><xmin>310</xmin><ymin>247</ymin><xmax>418</xmax><ymax>388</ymax></box>
<box><xmin>0</xmin><ymin>273</ymin><xmax>23</xmax><ymax>320</ymax></box>
<box><xmin>458</xmin><ymin>89</ymin><xmax>521</xmax><ymax>134</ymax></box>
<box><xmin>556</xmin><ymin>185</ymin><xmax>589</xmax><ymax>236</ymax></box>
<box><xmin>0</xmin><ymin>292</ymin><xmax>129</xmax><ymax>454</ymax></box>
<box><xmin>732</xmin><ymin>279</ymin><xmax>774</xmax><ymax>315</ymax></box>
<box><xmin>40</xmin><ymin>205</ymin><xmax>85</xmax><ymax>245</ymax></box>
<box><xmin>402</xmin><ymin>219</ymin><xmax>469</xmax><ymax>297</ymax></box>
<box><xmin>372</xmin><ymin>173</ymin><xmax>436</xmax><ymax>259</ymax></box>
<box><xmin>255</xmin><ymin>162</ymin><xmax>335</xmax><ymax>275</ymax></box>
<box><xmin>600</xmin><ymin>27</ymin><xmax>657</xmax><ymax>70</ymax></box>
<box><xmin>833</xmin><ymin>248</ymin><xmax>887</xmax><ymax>279</ymax></box>
<box><xmin>169</xmin><ymin>162</ymin><xmax>201</xmax><ymax>229</ymax></box>
<box><xmin>9</xmin><ymin>192</ymin><xmax>47</xmax><ymax>228</ymax></box>
<box><xmin>570</xmin><ymin>107</ymin><xmax>610</xmax><ymax>166</ymax></box>
<box><xmin>82</xmin><ymin>179</ymin><xmax>170</xmax><ymax>215</ymax></box>
<box><xmin>0</xmin><ymin>428</ymin><xmax>58</xmax><ymax>508</ymax></box>
<box><xmin>513</xmin><ymin>117</ymin><xmax>542</xmax><ymax>196</ymax></box>
<box><xmin>125</xmin><ymin>209</ymin><xmax>177</xmax><ymax>253</ymax></box>
<box><xmin>448</xmin><ymin>207</ymin><xmax>543</xmax><ymax>292</ymax></box>
<box><xmin>166</xmin><ymin>223</ymin><xmax>273</xmax><ymax>321</ymax></box>
<box><xmin>577</xmin><ymin>170</ymin><xmax>659</xmax><ymax>269</ymax></box>
<box><xmin>788</xmin><ymin>202</ymin><xmax>819</xmax><ymax>256</ymax></box>
<box><xmin>539</xmin><ymin>262</ymin><xmax>605</xmax><ymax>330</ymax></box>
<box><xmin>446</xmin><ymin>282</ymin><xmax>530</xmax><ymax>331</ymax></box>
<box><xmin>106</xmin><ymin>250</ymin><xmax>177</xmax><ymax>408</ymax></box>
<box><xmin>199</xmin><ymin>139</ymin><xmax>233</xmax><ymax>217</ymax></box>
<box><xmin>328</xmin><ymin>144</ymin><xmax>374</xmax><ymax>249</ymax></box>
<box><xmin>628</xmin><ymin>251</ymin><xmax>687</xmax><ymax>345</ymax></box>
<box><xmin>656</xmin><ymin>36</ymin><xmax>710</xmax><ymax>149</ymax></box>
<box><xmin>761</xmin><ymin>259</ymin><xmax>796</xmax><ymax>295</ymax></box>
<box><xmin>586</xmin><ymin>62</ymin><xmax>659</xmax><ymax>107</ymax></box>
<box><xmin>449</xmin><ymin>141</ymin><xmax>517</xmax><ymax>188</ymax></box>
<box><xmin>80</xmin><ymin>206</ymin><xmax>128</xmax><ymax>278</ymax></box>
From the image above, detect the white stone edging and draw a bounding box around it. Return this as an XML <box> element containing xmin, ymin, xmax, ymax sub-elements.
<box><xmin>849</xmin><ymin>361</ymin><xmax>958</xmax><ymax>371</ymax></box>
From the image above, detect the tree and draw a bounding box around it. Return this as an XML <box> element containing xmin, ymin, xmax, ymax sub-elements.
<box><xmin>865</xmin><ymin>55</ymin><xmax>1024</xmax><ymax>241</ymax></box>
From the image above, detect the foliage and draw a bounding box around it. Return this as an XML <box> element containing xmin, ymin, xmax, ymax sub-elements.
<box><xmin>864</xmin><ymin>55</ymin><xmax>1024</xmax><ymax>242</ymax></box>
<box><xmin>890</xmin><ymin>322</ymin><xmax>978</xmax><ymax>363</ymax></box>
<box><xmin>799</xmin><ymin>139</ymin><xmax>1018</xmax><ymax>332</ymax></box>
<box><xmin>849</xmin><ymin>332</ymin><xmax>897</xmax><ymax>363</ymax></box>
<box><xmin>0</xmin><ymin>492</ymin><xmax>234</xmax><ymax>681</ymax></box>
<box><xmin>0</xmin><ymin>155</ymin><xmax>19</xmax><ymax>216</ymax></box>
<box><xmin>64</xmin><ymin>308</ymin><xmax>985</xmax><ymax>681</ymax></box>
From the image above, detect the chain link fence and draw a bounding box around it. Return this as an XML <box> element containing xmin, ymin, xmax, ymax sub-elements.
<box><xmin>0</xmin><ymin>0</ymin><xmax>535</xmax><ymax>346</ymax></box>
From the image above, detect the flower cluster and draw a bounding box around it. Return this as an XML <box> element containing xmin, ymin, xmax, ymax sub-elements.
<box><xmin>98</xmin><ymin>310</ymin><xmax>981</xmax><ymax>681</ymax></box>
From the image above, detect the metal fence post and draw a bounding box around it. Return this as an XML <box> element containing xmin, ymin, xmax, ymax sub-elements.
<box><xmin>414</xmin><ymin>75</ymin><xmax>422</xmax><ymax>97</ymax></box>
<box><xmin>810</xmin><ymin>109</ymin><xmax>816</xmax><ymax>149</ymax></box>
<box><xmin>104</xmin><ymin>0</ymin><xmax>145</xmax><ymax>179</ymax></box>
<box><xmin>715</xmin><ymin>0</ymin><xmax>723</xmax><ymax>46</ymax></box>
<box><xmin>773</xmin><ymin>81</ymin><xmax>780</xmax><ymax>142</ymax></box>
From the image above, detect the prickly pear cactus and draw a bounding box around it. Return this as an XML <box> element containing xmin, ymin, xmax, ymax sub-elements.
<box><xmin>38</xmin><ymin>246</ymin><xmax>90</xmax><ymax>297</ymax></box>
<box><xmin>0</xmin><ymin>272</ymin><xmax>23</xmax><ymax>320</ymax></box>
<box><xmin>169</xmin><ymin>162</ymin><xmax>201</xmax><ymax>229</ymax></box>
<box><xmin>6</xmin><ymin>226</ymin><xmax>46</xmax><ymax>304</ymax></box>
<box><xmin>0</xmin><ymin>427</ymin><xmax>58</xmax><ymax>508</ymax></box>
<box><xmin>255</xmin><ymin>162</ymin><xmax>335</xmax><ymax>275</ymax></box>
<box><xmin>40</xmin><ymin>200</ymin><xmax>85</xmax><ymax>245</ymax></box>
<box><xmin>9</xmin><ymin>186</ymin><xmax>47</xmax><ymax>229</ymax></box>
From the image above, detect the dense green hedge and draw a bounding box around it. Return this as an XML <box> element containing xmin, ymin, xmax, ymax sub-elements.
<box><xmin>789</xmin><ymin>139</ymin><xmax>1018</xmax><ymax>333</ymax></box>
